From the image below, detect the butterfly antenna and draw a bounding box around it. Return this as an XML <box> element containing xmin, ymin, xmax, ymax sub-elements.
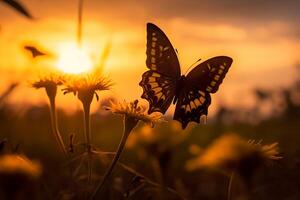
<box><xmin>184</xmin><ymin>58</ymin><xmax>201</xmax><ymax>75</ymax></box>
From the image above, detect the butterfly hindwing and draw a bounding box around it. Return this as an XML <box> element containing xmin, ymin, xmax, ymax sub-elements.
<box><xmin>174</xmin><ymin>56</ymin><xmax>232</xmax><ymax>128</ymax></box>
<box><xmin>186</xmin><ymin>56</ymin><xmax>233</xmax><ymax>93</ymax></box>
<box><xmin>146</xmin><ymin>23</ymin><xmax>181</xmax><ymax>78</ymax></box>
<box><xmin>140</xmin><ymin>70</ymin><xmax>175</xmax><ymax>114</ymax></box>
<box><xmin>174</xmin><ymin>89</ymin><xmax>211</xmax><ymax>129</ymax></box>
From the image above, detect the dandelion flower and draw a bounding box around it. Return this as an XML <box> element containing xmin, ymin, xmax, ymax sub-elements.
<box><xmin>31</xmin><ymin>72</ymin><xmax>63</xmax><ymax>99</ymax></box>
<box><xmin>0</xmin><ymin>154</ymin><xmax>41</xmax><ymax>179</ymax></box>
<box><xmin>62</xmin><ymin>73</ymin><xmax>112</xmax><ymax>105</ymax></box>
<box><xmin>62</xmin><ymin>73</ymin><xmax>112</xmax><ymax>149</ymax></box>
<box><xmin>0</xmin><ymin>154</ymin><xmax>42</xmax><ymax>199</ymax></box>
<box><xmin>186</xmin><ymin>133</ymin><xmax>281</xmax><ymax>173</ymax></box>
<box><xmin>63</xmin><ymin>74</ymin><xmax>112</xmax><ymax>183</ymax></box>
<box><xmin>31</xmin><ymin>72</ymin><xmax>67</xmax><ymax>155</ymax></box>
<box><xmin>105</xmin><ymin>99</ymin><xmax>163</xmax><ymax>129</ymax></box>
<box><xmin>186</xmin><ymin>133</ymin><xmax>282</xmax><ymax>199</ymax></box>
<box><xmin>91</xmin><ymin>100</ymin><xmax>163</xmax><ymax>198</ymax></box>
<box><xmin>126</xmin><ymin>121</ymin><xmax>188</xmax><ymax>158</ymax></box>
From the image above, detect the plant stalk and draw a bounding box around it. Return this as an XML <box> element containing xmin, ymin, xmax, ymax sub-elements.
<box><xmin>151</xmin><ymin>157</ymin><xmax>165</xmax><ymax>200</ymax></box>
<box><xmin>90</xmin><ymin>116</ymin><xmax>137</xmax><ymax>199</ymax></box>
<box><xmin>77</xmin><ymin>0</ymin><xmax>84</xmax><ymax>47</ymax></box>
<box><xmin>227</xmin><ymin>171</ymin><xmax>235</xmax><ymax>200</ymax></box>
<box><xmin>82</xmin><ymin>101</ymin><xmax>92</xmax><ymax>183</ymax></box>
<box><xmin>49</xmin><ymin>95</ymin><xmax>67</xmax><ymax>156</ymax></box>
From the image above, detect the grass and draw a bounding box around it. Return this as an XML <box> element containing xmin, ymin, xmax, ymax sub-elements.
<box><xmin>1</xmin><ymin>100</ymin><xmax>300</xmax><ymax>199</ymax></box>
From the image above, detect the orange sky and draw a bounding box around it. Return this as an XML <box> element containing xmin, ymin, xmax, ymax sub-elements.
<box><xmin>0</xmin><ymin>0</ymin><xmax>299</xmax><ymax>114</ymax></box>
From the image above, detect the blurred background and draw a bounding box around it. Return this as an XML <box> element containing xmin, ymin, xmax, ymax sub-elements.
<box><xmin>0</xmin><ymin>0</ymin><xmax>300</xmax><ymax>199</ymax></box>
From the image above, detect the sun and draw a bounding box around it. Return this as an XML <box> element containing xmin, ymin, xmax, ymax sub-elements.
<box><xmin>57</xmin><ymin>43</ymin><xmax>93</xmax><ymax>74</ymax></box>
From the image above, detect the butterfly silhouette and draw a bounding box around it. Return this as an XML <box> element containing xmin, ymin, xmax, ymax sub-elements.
<box><xmin>139</xmin><ymin>23</ymin><xmax>233</xmax><ymax>129</ymax></box>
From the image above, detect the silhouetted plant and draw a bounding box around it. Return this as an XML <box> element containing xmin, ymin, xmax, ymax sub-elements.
<box><xmin>32</xmin><ymin>73</ymin><xmax>67</xmax><ymax>156</ymax></box>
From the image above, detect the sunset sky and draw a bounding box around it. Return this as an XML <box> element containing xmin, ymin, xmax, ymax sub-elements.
<box><xmin>0</xmin><ymin>0</ymin><xmax>299</xmax><ymax>114</ymax></box>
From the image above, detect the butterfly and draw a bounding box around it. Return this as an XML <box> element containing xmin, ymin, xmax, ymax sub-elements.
<box><xmin>139</xmin><ymin>23</ymin><xmax>233</xmax><ymax>129</ymax></box>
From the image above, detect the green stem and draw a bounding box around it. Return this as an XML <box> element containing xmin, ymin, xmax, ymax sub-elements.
<box><xmin>90</xmin><ymin>116</ymin><xmax>137</xmax><ymax>199</ymax></box>
<box><xmin>83</xmin><ymin>102</ymin><xmax>92</xmax><ymax>183</ymax></box>
<box><xmin>49</xmin><ymin>95</ymin><xmax>67</xmax><ymax>156</ymax></box>
<box><xmin>227</xmin><ymin>171</ymin><xmax>235</xmax><ymax>200</ymax></box>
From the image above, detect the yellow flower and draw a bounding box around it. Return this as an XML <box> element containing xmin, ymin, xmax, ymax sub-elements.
<box><xmin>62</xmin><ymin>73</ymin><xmax>112</xmax><ymax>104</ymax></box>
<box><xmin>0</xmin><ymin>154</ymin><xmax>42</xmax><ymax>198</ymax></box>
<box><xmin>0</xmin><ymin>154</ymin><xmax>42</xmax><ymax>179</ymax></box>
<box><xmin>126</xmin><ymin>121</ymin><xmax>189</xmax><ymax>161</ymax></box>
<box><xmin>31</xmin><ymin>72</ymin><xmax>63</xmax><ymax>99</ymax></box>
<box><xmin>105</xmin><ymin>99</ymin><xmax>163</xmax><ymax>127</ymax></box>
<box><xmin>186</xmin><ymin>133</ymin><xmax>281</xmax><ymax>173</ymax></box>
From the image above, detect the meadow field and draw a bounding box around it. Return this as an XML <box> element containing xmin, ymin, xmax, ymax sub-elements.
<box><xmin>0</xmin><ymin>0</ymin><xmax>300</xmax><ymax>199</ymax></box>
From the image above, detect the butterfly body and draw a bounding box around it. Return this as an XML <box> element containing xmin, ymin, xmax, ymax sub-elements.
<box><xmin>140</xmin><ymin>23</ymin><xmax>233</xmax><ymax>129</ymax></box>
<box><xmin>173</xmin><ymin>75</ymin><xmax>186</xmax><ymax>104</ymax></box>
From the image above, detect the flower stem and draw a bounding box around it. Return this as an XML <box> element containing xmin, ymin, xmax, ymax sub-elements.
<box><xmin>151</xmin><ymin>157</ymin><xmax>165</xmax><ymax>200</ymax></box>
<box><xmin>227</xmin><ymin>171</ymin><xmax>235</xmax><ymax>200</ymax></box>
<box><xmin>90</xmin><ymin>116</ymin><xmax>137</xmax><ymax>199</ymax></box>
<box><xmin>49</xmin><ymin>95</ymin><xmax>67</xmax><ymax>156</ymax></box>
<box><xmin>83</xmin><ymin>102</ymin><xmax>92</xmax><ymax>183</ymax></box>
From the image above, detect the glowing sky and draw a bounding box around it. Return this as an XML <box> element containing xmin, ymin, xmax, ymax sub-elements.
<box><xmin>0</xmin><ymin>0</ymin><xmax>299</xmax><ymax>113</ymax></box>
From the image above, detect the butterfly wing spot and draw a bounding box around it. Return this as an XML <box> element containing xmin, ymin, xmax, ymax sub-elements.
<box><xmin>218</xmin><ymin>69</ymin><xmax>224</xmax><ymax>74</ymax></box>
<box><xmin>190</xmin><ymin>101</ymin><xmax>197</xmax><ymax>109</ymax></box>
<box><xmin>153</xmin><ymin>87</ymin><xmax>162</xmax><ymax>93</ymax></box>
<box><xmin>185</xmin><ymin>104</ymin><xmax>191</xmax><ymax>113</ymax></box>
<box><xmin>152</xmin><ymin>32</ymin><xmax>156</xmax><ymax>36</ymax></box>
<box><xmin>194</xmin><ymin>98</ymin><xmax>201</xmax><ymax>106</ymax></box>
<box><xmin>198</xmin><ymin>91</ymin><xmax>205</xmax><ymax>96</ymax></box>
<box><xmin>148</xmin><ymin>77</ymin><xmax>156</xmax><ymax>82</ymax></box>
<box><xmin>199</xmin><ymin>96</ymin><xmax>206</xmax><ymax>104</ymax></box>
<box><xmin>207</xmin><ymin>86</ymin><xmax>212</xmax><ymax>92</ymax></box>
<box><xmin>150</xmin><ymin>82</ymin><xmax>159</xmax><ymax>88</ymax></box>
<box><xmin>155</xmin><ymin>92</ymin><xmax>163</xmax><ymax>99</ymax></box>
<box><xmin>151</xmin><ymin>64</ymin><xmax>157</xmax><ymax>69</ymax></box>
<box><xmin>151</xmin><ymin>49</ymin><xmax>155</xmax><ymax>56</ymax></box>
<box><xmin>214</xmin><ymin>75</ymin><xmax>220</xmax><ymax>81</ymax></box>
<box><xmin>223</xmin><ymin>62</ymin><xmax>227</xmax><ymax>66</ymax></box>
<box><xmin>163</xmin><ymin>47</ymin><xmax>170</xmax><ymax>51</ymax></box>
<box><xmin>152</xmin><ymin>73</ymin><xmax>161</xmax><ymax>77</ymax></box>
<box><xmin>211</xmin><ymin>81</ymin><xmax>216</xmax><ymax>87</ymax></box>
<box><xmin>207</xmin><ymin>63</ymin><xmax>211</xmax><ymax>70</ymax></box>
<box><xmin>220</xmin><ymin>65</ymin><xmax>225</xmax><ymax>69</ymax></box>
<box><xmin>151</xmin><ymin>42</ymin><xmax>156</xmax><ymax>48</ymax></box>
<box><xmin>152</xmin><ymin>37</ymin><xmax>158</xmax><ymax>41</ymax></box>
<box><xmin>151</xmin><ymin>57</ymin><xmax>156</xmax><ymax>63</ymax></box>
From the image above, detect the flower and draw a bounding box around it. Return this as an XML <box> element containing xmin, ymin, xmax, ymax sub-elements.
<box><xmin>31</xmin><ymin>72</ymin><xmax>63</xmax><ymax>99</ymax></box>
<box><xmin>0</xmin><ymin>154</ymin><xmax>42</xmax><ymax>179</ymax></box>
<box><xmin>105</xmin><ymin>99</ymin><xmax>163</xmax><ymax>128</ymax></box>
<box><xmin>0</xmin><ymin>154</ymin><xmax>42</xmax><ymax>199</ymax></box>
<box><xmin>186</xmin><ymin>133</ymin><xmax>281</xmax><ymax>175</ymax></box>
<box><xmin>126</xmin><ymin>122</ymin><xmax>188</xmax><ymax>152</ymax></box>
<box><xmin>125</xmin><ymin>121</ymin><xmax>189</xmax><ymax>176</ymax></box>
<box><xmin>62</xmin><ymin>73</ymin><xmax>112</xmax><ymax>105</ymax></box>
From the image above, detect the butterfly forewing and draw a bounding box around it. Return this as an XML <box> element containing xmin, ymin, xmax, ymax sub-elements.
<box><xmin>146</xmin><ymin>23</ymin><xmax>181</xmax><ymax>78</ymax></box>
<box><xmin>140</xmin><ymin>71</ymin><xmax>175</xmax><ymax>114</ymax></box>
<box><xmin>174</xmin><ymin>89</ymin><xmax>211</xmax><ymax>129</ymax></box>
<box><xmin>186</xmin><ymin>56</ymin><xmax>232</xmax><ymax>93</ymax></box>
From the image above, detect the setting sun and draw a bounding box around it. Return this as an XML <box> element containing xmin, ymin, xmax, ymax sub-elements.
<box><xmin>57</xmin><ymin>43</ymin><xmax>93</xmax><ymax>74</ymax></box>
